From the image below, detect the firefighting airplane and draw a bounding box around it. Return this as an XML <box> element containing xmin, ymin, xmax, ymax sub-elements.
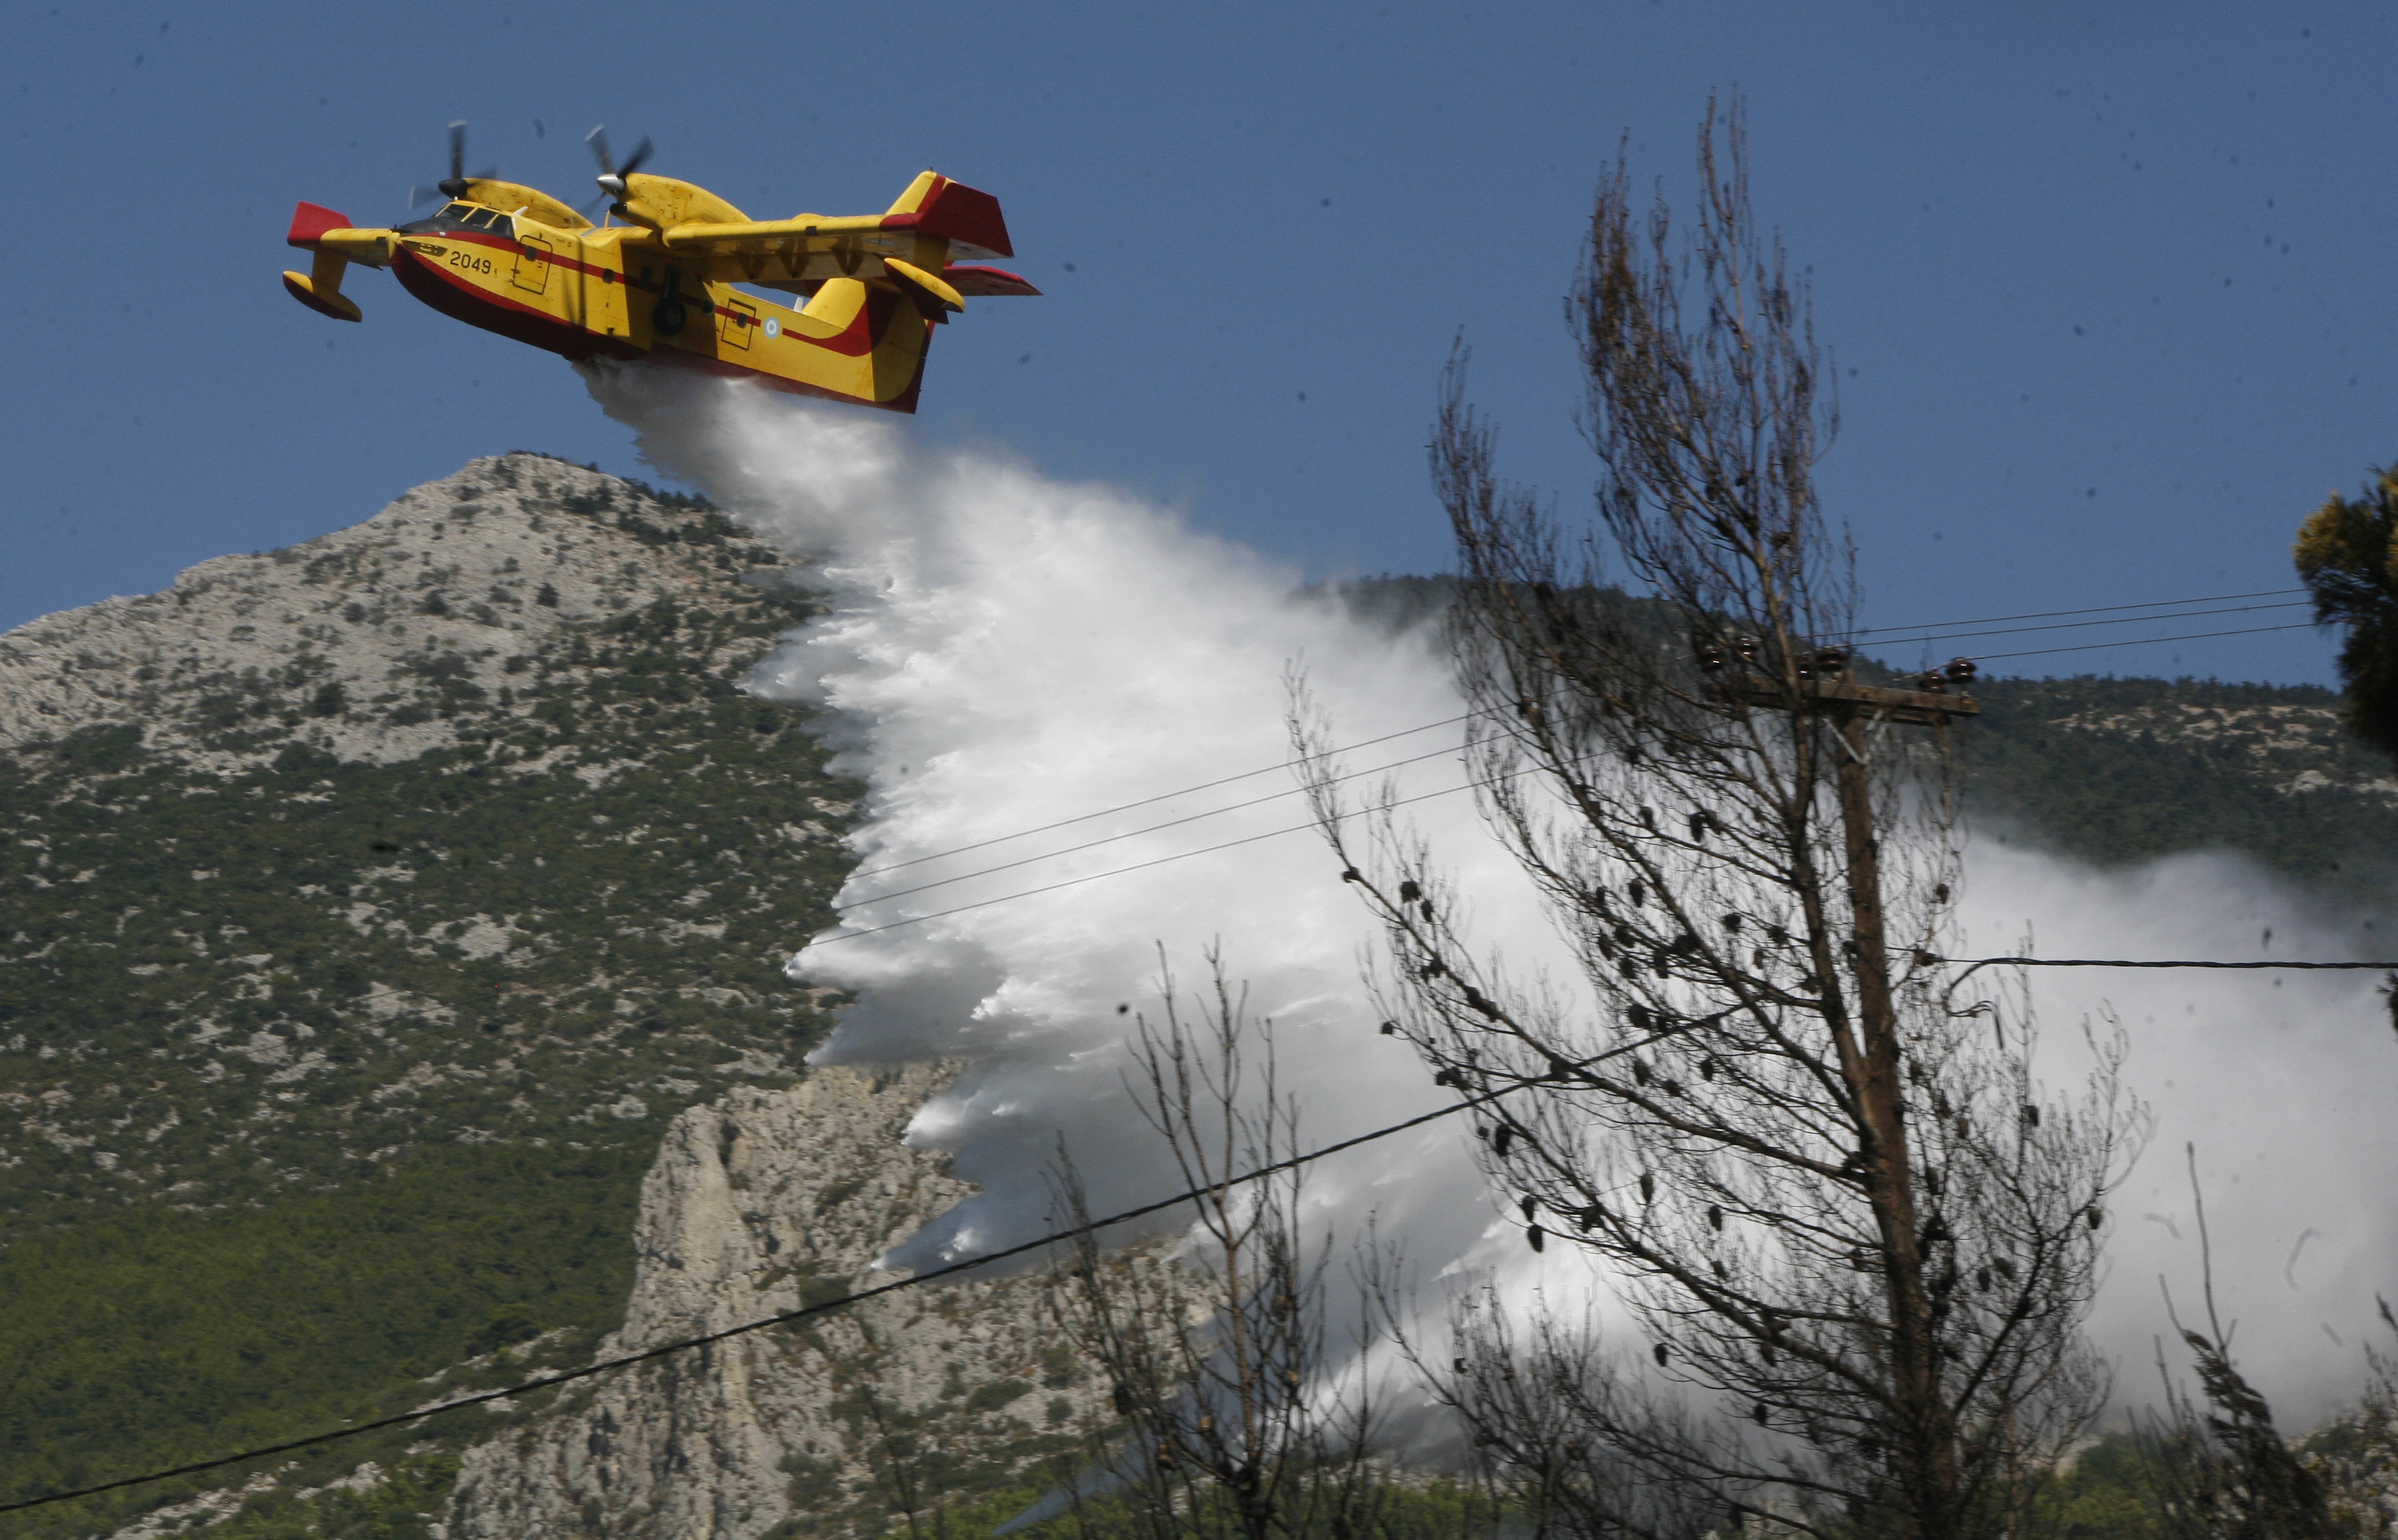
<box><xmin>282</xmin><ymin>126</ymin><xmax>1038</xmax><ymax>414</ymax></box>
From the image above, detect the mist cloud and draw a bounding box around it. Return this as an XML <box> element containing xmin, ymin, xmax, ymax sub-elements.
<box><xmin>587</xmin><ymin>364</ymin><xmax>2398</xmax><ymax>1431</ymax></box>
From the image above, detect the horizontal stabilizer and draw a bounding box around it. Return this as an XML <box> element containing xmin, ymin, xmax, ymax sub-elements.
<box><xmin>885</xmin><ymin>258</ymin><xmax>965</xmax><ymax>314</ymax></box>
<box><xmin>943</xmin><ymin>265</ymin><xmax>1041</xmax><ymax>298</ymax></box>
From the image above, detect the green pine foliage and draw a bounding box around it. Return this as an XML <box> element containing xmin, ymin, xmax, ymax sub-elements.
<box><xmin>2295</xmin><ymin>466</ymin><xmax>2398</xmax><ymax>762</ymax></box>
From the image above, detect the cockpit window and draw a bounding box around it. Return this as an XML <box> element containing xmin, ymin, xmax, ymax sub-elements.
<box><xmin>396</xmin><ymin>202</ymin><xmax>514</xmax><ymax>238</ymax></box>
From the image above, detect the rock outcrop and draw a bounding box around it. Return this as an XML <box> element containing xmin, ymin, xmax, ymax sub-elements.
<box><xmin>0</xmin><ymin>454</ymin><xmax>848</xmax><ymax>1219</ymax></box>
<box><xmin>444</xmin><ymin>1064</ymin><xmax>1138</xmax><ymax>1540</ymax></box>
<box><xmin>11</xmin><ymin>453</ymin><xmax>1155</xmax><ymax>1540</ymax></box>
<box><xmin>0</xmin><ymin>454</ymin><xmax>765</xmax><ymax>774</ymax></box>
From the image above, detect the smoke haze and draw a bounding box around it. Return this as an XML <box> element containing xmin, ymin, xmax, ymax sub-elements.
<box><xmin>588</xmin><ymin>366</ymin><xmax>2398</xmax><ymax>1431</ymax></box>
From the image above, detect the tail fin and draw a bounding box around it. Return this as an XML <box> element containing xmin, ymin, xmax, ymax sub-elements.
<box><xmin>882</xmin><ymin>171</ymin><xmax>1013</xmax><ymax>259</ymax></box>
<box><xmin>287</xmin><ymin>201</ymin><xmax>353</xmax><ymax>247</ymax></box>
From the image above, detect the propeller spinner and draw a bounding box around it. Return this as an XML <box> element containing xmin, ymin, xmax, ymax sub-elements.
<box><xmin>584</xmin><ymin>125</ymin><xmax>654</xmax><ymax>211</ymax></box>
<box><xmin>413</xmin><ymin>121</ymin><xmax>497</xmax><ymax>209</ymax></box>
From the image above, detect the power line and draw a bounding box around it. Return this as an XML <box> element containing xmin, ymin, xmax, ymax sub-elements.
<box><xmin>843</xmin><ymin>712</ymin><xmax>1485</xmax><ymax>882</ymax></box>
<box><xmin>816</xmin><ymin>619</ymin><xmax>2329</xmax><ymax>942</ymax></box>
<box><xmin>1937</xmin><ymin>954</ymin><xmax>2398</xmax><ymax>991</ymax></box>
<box><xmin>837</xmin><ymin>740</ymin><xmax>1466</xmax><ymax>911</ymax></box>
<box><xmin>1850</xmin><ymin>587</ymin><xmax>2306</xmax><ymax>639</ymax></box>
<box><xmin>828</xmin><ymin>586</ymin><xmax>2327</xmax><ymax>914</ymax></box>
<box><xmin>0</xmin><ymin>1015</ymin><xmax>1700</xmax><ymax>1519</ymax></box>
<box><xmin>813</xmin><ymin>770</ymin><xmax>1519</xmax><ymax>947</ymax></box>
<box><xmin>1858</xmin><ymin>600</ymin><xmax>2308</xmax><ymax>654</ymax></box>
<box><xmin>1968</xmin><ymin>621</ymin><xmax>2316</xmax><ymax>663</ymax></box>
<box><xmin>1945</xmin><ymin>957</ymin><xmax>2398</xmax><ymax>969</ymax></box>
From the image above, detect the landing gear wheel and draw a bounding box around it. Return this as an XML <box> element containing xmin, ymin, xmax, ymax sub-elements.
<box><xmin>653</xmin><ymin>299</ymin><xmax>687</xmax><ymax>337</ymax></box>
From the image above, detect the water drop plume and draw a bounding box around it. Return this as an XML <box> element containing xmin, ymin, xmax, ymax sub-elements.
<box><xmin>582</xmin><ymin>364</ymin><xmax>1513</xmax><ymax>1283</ymax></box>
<box><xmin>585</xmin><ymin>366</ymin><xmax>2398</xmax><ymax>1429</ymax></box>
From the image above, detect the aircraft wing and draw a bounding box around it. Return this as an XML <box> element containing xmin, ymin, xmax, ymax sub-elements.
<box><xmin>661</xmin><ymin>212</ymin><xmax>905</xmax><ymax>255</ymax></box>
<box><xmin>658</xmin><ymin>173</ymin><xmax>1017</xmax><ymax>288</ymax></box>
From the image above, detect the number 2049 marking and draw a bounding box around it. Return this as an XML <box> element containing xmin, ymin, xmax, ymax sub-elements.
<box><xmin>447</xmin><ymin>249</ymin><xmax>495</xmax><ymax>275</ymax></box>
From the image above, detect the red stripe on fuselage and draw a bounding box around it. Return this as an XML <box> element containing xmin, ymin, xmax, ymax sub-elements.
<box><xmin>389</xmin><ymin>244</ymin><xmax>922</xmax><ymax>411</ymax></box>
<box><xmin>441</xmin><ymin>232</ymin><xmax>892</xmax><ymax>358</ymax></box>
<box><xmin>781</xmin><ymin>286</ymin><xmax>891</xmax><ymax>358</ymax></box>
<box><xmin>390</xmin><ymin>244</ymin><xmax>636</xmax><ymax>363</ymax></box>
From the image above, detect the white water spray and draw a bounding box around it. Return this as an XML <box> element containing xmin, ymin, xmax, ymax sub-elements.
<box><xmin>588</xmin><ymin>366</ymin><xmax>2398</xmax><ymax>1429</ymax></box>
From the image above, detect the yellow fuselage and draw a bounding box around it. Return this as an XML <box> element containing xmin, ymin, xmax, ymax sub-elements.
<box><xmin>286</xmin><ymin>169</ymin><xmax>1029</xmax><ymax>413</ymax></box>
<box><xmin>363</xmin><ymin>208</ymin><xmax>937</xmax><ymax>411</ymax></box>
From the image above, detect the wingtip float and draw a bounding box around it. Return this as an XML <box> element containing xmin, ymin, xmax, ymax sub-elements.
<box><xmin>282</xmin><ymin>125</ymin><xmax>1039</xmax><ymax>414</ymax></box>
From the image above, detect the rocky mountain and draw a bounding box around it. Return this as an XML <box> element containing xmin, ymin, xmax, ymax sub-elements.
<box><xmin>0</xmin><ymin>455</ymin><xmax>1178</xmax><ymax>1540</ymax></box>
<box><xmin>0</xmin><ymin>452</ymin><xmax>850</xmax><ymax>1230</ymax></box>
<box><xmin>2050</xmin><ymin>695</ymin><xmax>2396</xmax><ymax>801</ymax></box>
<box><xmin>4</xmin><ymin>457</ymin><xmax>2391</xmax><ymax>1540</ymax></box>
<box><xmin>0</xmin><ymin>455</ymin><xmax>874</xmax><ymax>1539</ymax></box>
<box><xmin>446</xmin><ymin>1063</ymin><xmax>1175</xmax><ymax>1540</ymax></box>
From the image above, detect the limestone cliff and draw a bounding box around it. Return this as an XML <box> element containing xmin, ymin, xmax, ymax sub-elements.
<box><xmin>443</xmin><ymin>1064</ymin><xmax>1137</xmax><ymax>1540</ymax></box>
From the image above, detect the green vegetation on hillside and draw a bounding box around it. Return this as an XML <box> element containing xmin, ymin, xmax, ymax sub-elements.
<box><xmin>0</xmin><ymin>465</ymin><xmax>864</xmax><ymax>1537</ymax></box>
<box><xmin>0</xmin><ymin>547</ymin><xmax>854</xmax><ymax>1230</ymax></box>
<box><xmin>7</xmin><ymin>541</ymin><xmax>2393</xmax><ymax>1538</ymax></box>
<box><xmin>1960</xmin><ymin>674</ymin><xmax>2398</xmax><ymax>896</ymax></box>
<box><xmin>0</xmin><ymin>1141</ymin><xmax>642</xmax><ymax>1538</ymax></box>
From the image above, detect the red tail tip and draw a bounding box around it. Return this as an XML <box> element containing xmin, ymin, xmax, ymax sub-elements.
<box><xmin>913</xmin><ymin>179</ymin><xmax>1013</xmax><ymax>259</ymax></box>
<box><xmin>288</xmin><ymin>201</ymin><xmax>353</xmax><ymax>247</ymax></box>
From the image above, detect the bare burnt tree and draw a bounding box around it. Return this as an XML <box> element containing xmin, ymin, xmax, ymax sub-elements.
<box><xmin>1298</xmin><ymin>98</ymin><xmax>2138</xmax><ymax>1539</ymax></box>
<box><xmin>1047</xmin><ymin>952</ymin><xmax>1395</xmax><ymax>1540</ymax></box>
<box><xmin>1401</xmin><ymin>1284</ymin><xmax>1728</xmax><ymax>1540</ymax></box>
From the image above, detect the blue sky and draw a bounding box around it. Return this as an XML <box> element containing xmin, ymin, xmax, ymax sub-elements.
<box><xmin>4</xmin><ymin>1</ymin><xmax>2388</xmax><ymax>683</ymax></box>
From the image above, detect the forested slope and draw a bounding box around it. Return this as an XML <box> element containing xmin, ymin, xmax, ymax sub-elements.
<box><xmin>4</xmin><ymin>520</ymin><xmax>2388</xmax><ymax>1539</ymax></box>
<box><xmin>0</xmin><ymin>456</ymin><xmax>859</xmax><ymax>1537</ymax></box>
<box><xmin>1962</xmin><ymin>674</ymin><xmax>2398</xmax><ymax>897</ymax></box>
<box><xmin>1334</xmin><ymin>575</ymin><xmax>2396</xmax><ymax>897</ymax></box>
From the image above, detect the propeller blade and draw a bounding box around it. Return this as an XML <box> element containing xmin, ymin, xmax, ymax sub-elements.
<box><xmin>585</xmin><ymin>125</ymin><xmax>654</xmax><ymax>210</ymax></box>
<box><xmin>409</xmin><ymin>184</ymin><xmax>441</xmax><ymax>209</ymax></box>
<box><xmin>438</xmin><ymin>120</ymin><xmax>470</xmax><ymax>199</ymax></box>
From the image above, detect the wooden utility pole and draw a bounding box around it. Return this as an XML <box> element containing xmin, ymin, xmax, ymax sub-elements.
<box><xmin>1721</xmin><ymin>652</ymin><xmax>1982</xmax><ymax>1536</ymax></box>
